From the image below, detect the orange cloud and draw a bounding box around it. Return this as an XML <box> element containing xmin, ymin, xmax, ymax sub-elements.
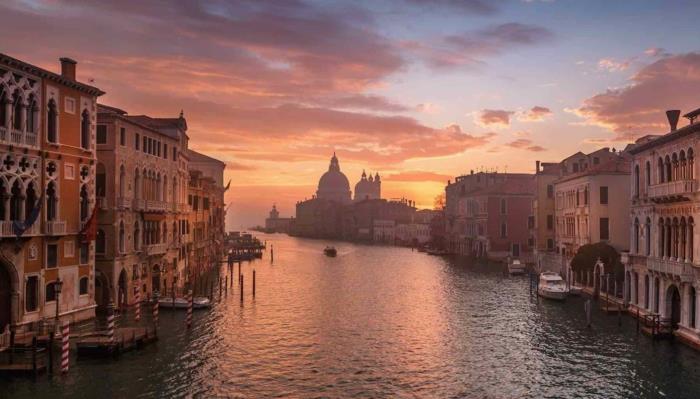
<box><xmin>519</xmin><ymin>106</ymin><xmax>552</xmax><ymax>122</ymax></box>
<box><xmin>383</xmin><ymin>171</ymin><xmax>452</xmax><ymax>183</ymax></box>
<box><xmin>506</xmin><ymin>139</ymin><xmax>546</xmax><ymax>152</ymax></box>
<box><xmin>477</xmin><ymin>109</ymin><xmax>514</xmax><ymax>127</ymax></box>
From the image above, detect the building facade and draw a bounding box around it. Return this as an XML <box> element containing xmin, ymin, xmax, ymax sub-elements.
<box><xmin>0</xmin><ymin>54</ymin><xmax>104</xmax><ymax>333</ymax></box>
<box><xmin>265</xmin><ymin>204</ymin><xmax>293</xmax><ymax>233</ymax></box>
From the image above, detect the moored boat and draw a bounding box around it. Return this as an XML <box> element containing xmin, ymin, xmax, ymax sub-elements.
<box><xmin>507</xmin><ymin>259</ymin><xmax>526</xmax><ymax>275</ymax></box>
<box><xmin>158</xmin><ymin>296</ymin><xmax>212</xmax><ymax>309</ymax></box>
<box><xmin>324</xmin><ymin>246</ymin><xmax>337</xmax><ymax>257</ymax></box>
<box><xmin>537</xmin><ymin>272</ymin><xmax>568</xmax><ymax>300</ymax></box>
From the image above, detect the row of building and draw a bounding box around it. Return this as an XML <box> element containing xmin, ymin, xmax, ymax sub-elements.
<box><xmin>0</xmin><ymin>53</ymin><xmax>226</xmax><ymax>336</ymax></box>
<box><xmin>285</xmin><ymin>154</ymin><xmax>436</xmax><ymax>245</ymax></box>
<box><xmin>438</xmin><ymin>108</ymin><xmax>700</xmax><ymax>346</ymax></box>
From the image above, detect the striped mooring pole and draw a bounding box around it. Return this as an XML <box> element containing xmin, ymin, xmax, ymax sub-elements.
<box><xmin>107</xmin><ymin>302</ymin><xmax>115</xmax><ymax>344</ymax></box>
<box><xmin>134</xmin><ymin>285</ymin><xmax>141</xmax><ymax>322</ymax></box>
<box><xmin>186</xmin><ymin>289</ymin><xmax>193</xmax><ymax>329</ymax></box>
<box><xmin>153</xmin><ymin>295</ymin><xmax>159</xmax><ymax>329</ymax></box>
<box><xmin>61</xmin><ymin>321</ymin><xmax>70</xmax><ymax>373</ymax></box>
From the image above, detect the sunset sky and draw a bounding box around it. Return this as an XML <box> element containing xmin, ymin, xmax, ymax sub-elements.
<box><xmin>2</xmin><ymin>0</ymin><xmax>700</xmax><ymax>229</ymax></box>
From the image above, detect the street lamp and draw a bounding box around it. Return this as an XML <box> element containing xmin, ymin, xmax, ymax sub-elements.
<box><xmin>54</xmin><ymin>277</ymin><xmax>63</xmax><ymax>323</ymax></box>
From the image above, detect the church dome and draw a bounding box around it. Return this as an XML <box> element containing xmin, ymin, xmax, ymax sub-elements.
<box><xmin>317</xmin><ymin>153</ymin><xmax>351</xmax><ymax>203</ymax></box>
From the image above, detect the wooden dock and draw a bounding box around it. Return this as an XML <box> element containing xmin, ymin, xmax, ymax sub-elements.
<box><xmin>77</xmin><ymin>327</ymin><xmax>157</xmax><ymax>357</ymax></box>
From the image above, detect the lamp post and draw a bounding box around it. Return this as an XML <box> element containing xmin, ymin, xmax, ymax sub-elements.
<box><xmin>54</xmin><ymin>277</ymin><xmax>63</xmax><ymax>323</ymax></box>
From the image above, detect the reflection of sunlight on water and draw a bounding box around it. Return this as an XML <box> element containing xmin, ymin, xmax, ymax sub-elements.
<box><xmin>6</xmin><ymin>233</ymin><xmax>700</xmax><ymax>399</ymax></box>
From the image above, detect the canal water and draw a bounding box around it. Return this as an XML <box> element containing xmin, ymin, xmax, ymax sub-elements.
<box><xmin>4</xmin><ymin>233</ymin><xmax>700</xmax><ymax>398</ymax></box>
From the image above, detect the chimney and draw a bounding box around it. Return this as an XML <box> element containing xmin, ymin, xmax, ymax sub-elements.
<box><xmin>59</xmin><ymin>57</ymin><xmax>77</xmax><ymax>80</ymax></box>
<box><xmin>535</xmin><ymin>160</ymin><xmax>541</xmax><ymax>174</ymax></box>
<box><xmin>666</xmin><ymin>109</ymin><xmax>681</xmax><ymax>131</ymax></box>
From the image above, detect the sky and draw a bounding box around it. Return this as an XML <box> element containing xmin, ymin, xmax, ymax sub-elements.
<box><xmin>2</xmin><ymin>0</ymin><xmax>700</xmax><ymax>229</ymax></box>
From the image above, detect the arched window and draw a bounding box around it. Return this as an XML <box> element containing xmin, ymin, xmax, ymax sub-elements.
<box><xmin>47</xmin><ymin>99</ymin><xmax>57</xmax><ymax>143</ymax></box>
<box><xmin>0</xmin><ymin>87</ymin><xmax>6</xmax><ymax>128</ymax></box>
<box><xmin>689</xmin><ymin>148</ymin><xmax>695</xmax><ymax>179</ymax></box>
<box><xmin>45</xmin><ymin>281</ymin><xmax>58</xmax><ymax>302</ymax></box>
<box><xmin>10</xmin><ymin>180</ymin><xmax>23</xmax><ymax>221</ymax></box>
<box><xmin>659</xmin><ymin>218</ymin><xmax>665</xmax><ymax>257</ymax></box>
<box><xmin>96</xmin><ymin>163</ymin><xmax>106</xmax><ymax>198</ymax></box>
<box><xmin>118</xmin><ymin>221</ymin><xmax>125</xmax><ymax>253</ymax></box>
<box><xmin>24</xmin><ymin>181</ymin><xmax>37</xmax><ymax>220</ymax></box>
<box><xmin>689</xmin><ymin>217</ymin><xmax>695</xmax><ymax>262</ymax></box>
<box><xmin>665</xmin><ymin>155</ymin><xmax>672</xmax><ymax>182</ymax></box>
<box><xmin>690</xmin><ymin>286</ymin><xmax>697</xmax><ymax>329</ymax></box>
<box><xmin>645</xmin><ymin>161</ymin><xmax>651</xmax><ymax>187</ymax></box>
<box><xmin>12</xmin><ymin>90</ymin><xmax>22</xmax><ymax>131</ymax></box>
<box><xmin>634</xmin><ymin>165</ymin><xmax>640</xmax><ymax>197</ymax></box>
<box><xmin>658</xmin><ymin>157</ymin><xmax>665</xmax><ymax>183</ymax></box>
<box><xmin>46</xmin><ymin>181</ymin><xmax>58</xmax><ymax>221</ymax></box>
<box><xmin>134</xmin><ymin>168</ymin><xmax>141</xmax><ymax>199</ymax></box>
<box><xmin>672</xmin><ymin>153</ymin><xmax>679</xmax><ymax>181</ymax></box>
<box><xmin>134</xmin><ymin>221</ymin><xmax>140</xmax><ymax>250</ymax></box>
<box><xmin>644</xmin><ymin>275</ymin><xmax>650</xmax><ymax>309</ymax></box>
<box><xmin>163</xmin><ymin>175</ymin><xmax>168</xmax><ymax>203</ymax></box>
<box><xmin>163</xmin><ymin>221</ymin><xmax>168</xmax><ymax>243</ymax></box>
<box><xmin>634</xmin><ymin>218</ymin><xmax>640</xmax><ymax>253</ymax></box>
<box><xmin>645</xmin><ymin>217</ymin><xmax>651</xmax><ymax>256</ymax></box>
<box><xmin>26</xmin><ymin>94</ymin><xmax>37</xmax><ymax>134</ymax></box>
<box><xmin>96</xmin><ymin>229</ymin><xmax>106</xmax><ymax>254</ymax></box>
<box><xmin>80</xmin><ymin>109</ymin><xmax>90</xmax><ymax>150</ymax></box>
<box><xmin>80</xmin><ymin>184</ymin><xmax>89</xmax><ymax>221</ymax></box>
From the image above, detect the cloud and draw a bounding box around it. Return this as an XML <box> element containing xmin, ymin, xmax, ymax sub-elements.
<box><xmin>505</xmin><ymin>139</ymin><xmax>546</xmax><ymax>152</ymax></box>
<box><xmin>644</xmin><ymin>47</ymin><xmax>670</xmax><ymax>58</ymax></box>
<box><xmin>598</xmin><ymin>57</ymin><xmax>631</xmax><ymax>72</ymax></box>
<box><xmin>403</xmin><ymin>0</ymin><xmax>502</xmax><ymax>14</ymax></box>
<box><xmin>570</xmin><ymin>52</ymin><xmax>700</xmax><ymax>140</ymax></box>
<box><xmin>408</xmin><ymin>22</ymin><xmax>553</xmax><ymax>70</ymax></box>
<box><xmin>226</xmin><ymin>161</ymin><xmax>256</xmax><ymax>171</ymax></box>
<box><xmin>519</xmin><ymin>105</ymin><xmax>552</xmax><ymax>122</ymax></box>
<box><xmin>383</xmin><ymin>171</ymin><xmax>453</xmax><ymax>183</ymax></box>
<box><xmin>415</xmin><ymin>102</ymin><xmax>440</xmax><ymax>114</ymax></box>
<box><xmin>477</xmin><ymin>109</ymin><xmax>514</xmax><ymax>127</ymax></box>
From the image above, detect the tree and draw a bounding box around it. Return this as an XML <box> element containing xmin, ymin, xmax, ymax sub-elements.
<box><xmin>570</xmin><ymin>242</ymin><xmax>624</xmax><ymax>282</ymax></box>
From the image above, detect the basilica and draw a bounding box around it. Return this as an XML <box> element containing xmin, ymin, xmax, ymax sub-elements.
<box><xmin>315</xmin><ymin>153</ymin><xmax>381</xmax><ymax>203</ymax></box>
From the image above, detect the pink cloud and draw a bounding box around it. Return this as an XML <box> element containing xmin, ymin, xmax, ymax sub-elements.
<box><xmin>519</xmin><ymin>106</ymin><xmax>552</xmax><ymax>122</ymax></box>
<box><xmin>477</xmin><ymin>109</ymin><xmax>515</xmax><ymax>127</ymax></box>
<box><xmin>505</xmin><ymin>139</ymin><xmax>546</xmax><ymax>152</ymax></box>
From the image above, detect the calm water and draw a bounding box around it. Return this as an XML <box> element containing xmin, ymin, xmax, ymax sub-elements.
<box><xmin>4</xmin><ymin>233</ymin><xmax>700</xmax><ymax>398</ymax></box>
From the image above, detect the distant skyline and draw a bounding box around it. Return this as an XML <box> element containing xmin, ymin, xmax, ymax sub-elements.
<box><xmin>3</xmin><ymin>0</ymin><xmax>700</xmax><ymax>229</ymax></box>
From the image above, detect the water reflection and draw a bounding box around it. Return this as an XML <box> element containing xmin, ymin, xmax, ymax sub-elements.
<box><xmin>4</xmin><ymin>234</ymin><xmax>700</xmax><ymax>398</ymax></box>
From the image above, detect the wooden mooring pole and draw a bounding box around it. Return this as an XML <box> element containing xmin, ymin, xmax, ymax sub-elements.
<box><xmin>240</xmin><ymin>274</ymin><xmax>244</xmax><ymax>302</ymax></box>
<box><xmin>253</xmin><ymin>269</ymin><xmax>256</xmax><ymax>298</ymax></box>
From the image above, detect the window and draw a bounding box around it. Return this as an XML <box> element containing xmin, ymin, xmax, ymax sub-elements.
<box><xmin>136</xmin><ymin>133</ymin><xmax>140</xmax><ymax>150</ymax></box>
<box><xmin>600</xmin><ymin>217</ymin><xmax>610</xmax><ymax>240</ymax></box>
<box><xmin>600</xmin><ymin>186</ymin><xmax>608</xmax><ymax>204</ymax></box>
<box><xmin>64</xmin><ymin>240</ymin><xmax>74</xmax><ymax>258</ymax></box>
<box><xmin>188</xmin><ymin>195</ymin><xmax>192</xmax><ymax>205</ymax></box>
<box><xmin>119</xmin><ymin>221</ymin><xmax>125</xmax><ymax>253</ymax></box>
<box><xmin>634</xmin><ymin>165</ymin><xmax>640</xmax><ymax>197</ymax></box>
<box><xmin>96</xmin><ymin>125</ymin><xmax>107</xmax><ymax>144</ymax></box>
<box><xmin>64</xmin><ymin>97</ymin><xmax>76</xmax><ymax>114</ymax></box>
<box><xmin>500</xmin><ymin>223</ymin><xmax>507</xmax><ymax>238</ymax></box>
<box><xmin>547</xmin><ymin>238</ymin><xmax>554</xmax><ymax>250</ymax></box>
<box><xmin>172</xmin><ymin>147</ymin><xmax>177</xmax><ymax>161</ymax></box>
<box><xmin>45</xmin><ymin>282</ymin><xmax>57</xmax><ymax>302</ymax></box>
<box><xmin>500</xmin><ymin>198</ymin><xmax>507</xmax><ymax>214</ymax></box>
<box><xmin>79</xmin><ymin>277</ymin><xmax>88</xmax><ymax>295</ymax></box>
<box><xmin>46</xmin><ymin>244</ymin><xmax>58</xmax><ymax>268</ymax></box>
<box><xmin>47</xmin><ymin>99</ymin><xmax>58</xmax><ymax>143</ymax></box>
<box><xmin>203</xmin><ymin>197</ymin><xmax>210</xmax><ymax>210</ymax></box>
<box><xmin>157</xmin><ymin>141</ymin><xmax>161</xmax><ymax>157</ymax></box>
<box><xmin>163</xmin><ymin>144</ymin><xmax>168</xmax><ymax>159</ymax></box>
<box><xmin>25</xmin><ymin>276</ymin><xmax>38</xmax><ymax>312</ymax></box>
<box><xmin>80</xmin><ymin>242</ymin><xmax>89</xmax><ymax>264</ymax></box>
<box><xmin>143</xmin><ymin>136</ymin><xmax>147</xmax><ymax>153</ymax></box>
<box><xmin>547</xmin><ymin>215</ymin><xmax>554</xmax><ymax>230</ymax></box>
<box><xmin>96</xmin><ymin>229</ymin><xmax>106</xmax><ymax>254</ymax></box>
<box><xmin>193</xmin><ymin>196</ymin><xmax>199</xmax><ymax>211</ymax></box>
<box><xmin>120</xmin><ymin>127</ymin><xmax>126</xmax><ymax>146</ymax></box>
<box><xmin>546</xmin><ymin>185</ymin><xmax>553</xmax><ymax>198</ymax></box>
<box><xmin>80</xmin><ymin>109</ymin><xmax>90</xmax><ymax>150</ymax></box>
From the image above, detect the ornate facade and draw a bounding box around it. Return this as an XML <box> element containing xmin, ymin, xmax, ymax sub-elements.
<box><xmin>0</xmin><ymin>54</ymin><xmax>104</xmax><ymax>333</ymax></box>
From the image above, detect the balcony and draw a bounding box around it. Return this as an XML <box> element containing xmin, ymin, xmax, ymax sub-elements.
<box><xmin>146</xmin><ymin>200</ymin><xmax>167</xmax><ymax>212</ymax></box>
<box><xmin>646</xmin><ymin>257</ymin><xmax>694</xmax><ymax>282</ymax></box>
<box><xmin>132</xmin><ymin>198</ymin><xmax>145</xmax><ymax>211</ymax></box>
<box><xmin>0</xmin><ymin>220</ymin><xmax>39</xmax><ymax>237</ymax></box>
<box><xmin>145</xmin><ymin>243</ymin><xmax>168</xmax><ymax>256</ymax></box>
<box><xmin>1</xmin><ymin>128</ymin><xmax>39</xmax><ymax>148</ymax></box>
<box><xmin>648</xmin><ymin>179</ymin><xmax>695</xmax><ymax>201</ymax></box>
<box><xmin>117</xmin><ymin>197</ymin><xmax>131</xmax><ymax>209</ymax></box>
<box><xmin>44</xmin><ymin>220</ymin><xmax>66</xmax><ymax>236</ymax></box>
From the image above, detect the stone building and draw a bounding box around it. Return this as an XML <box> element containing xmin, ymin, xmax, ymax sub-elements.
<box><xmin>95</xmin><ymin>105</ymin><xmax>190</xmax><ymax>310</ymax></box>
<box><xmin>354</xmin><ymin>170</ymin><xmax>381</xmax><ymax>202</ymax></box>
<box><xmin>265</xmin><ymin>204</ymin><xmax>293</xmax><ymax>233</ymax></box>
<box><xmin>625</xmin><ymin>108</ymin><xmax>700</xmax><ymax>347</ymax></box>
<box><xmin>0</xmin><ymin>54</ymin><xmax>104</xmax><ymax>332</ymax></box>
<box><xmin>531</xmin><ymin>161</ymin><xmax>562</xmax><ymax>271</ymax></box>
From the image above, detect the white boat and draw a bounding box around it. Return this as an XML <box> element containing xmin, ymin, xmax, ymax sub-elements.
<box><xmin>508</xmin><ymin>259</ymin><xmax>526</xmax><ymax>275</ymax></box>
<box><xmin>158</xmin><ymin>296</ymin><xmax>212</xmax><ymax>309</ymax></box>
<box><xmin>538</xmin><ymin>272</ymin><xmax>568</xmax><ymax>300</ymax></box>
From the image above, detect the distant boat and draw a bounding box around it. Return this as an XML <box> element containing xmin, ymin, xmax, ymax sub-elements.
<box><xmin>538</xmin><ymin>272</ymin><xmax>568</xmax><ymax>300</ymax></box>
<box><xmin>507</xmin><ymin>259</ymin><xmax>526</xmax><ymax>275</ymax></box>
<box><xmin>158</xmin><ymin>297</ymin><xmax>212</xmax><ymax>309</ymax></box>
<box><xmin>324</xmin><ymin>246</ymin><xmax>337</xmax><ymax>257</ymax></box>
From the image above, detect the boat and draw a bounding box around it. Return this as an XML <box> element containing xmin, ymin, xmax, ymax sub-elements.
<box><xmin>507</xmin><ymin>259</ymin><xmax>526</xmax><ymax>275</ymax></box>
<box><xmin>324</xmin><ymin>246</ymin><xmax>337</xmax><ymax>257</ymax></box>
<box><xmin>537</xmin><ymin>272</ymin><xmax>568</xmax><ymax>300</ymax></box>
<box><xmin>158</xmin><ymin>296</ymin><xmax>212</xmax><ymax>309</ymax></box>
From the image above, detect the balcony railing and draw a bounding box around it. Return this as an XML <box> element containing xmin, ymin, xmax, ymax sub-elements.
<box><xmin>133</xmin><ymin>198</ymin><xmax>145</xmax><ymax>211</ymax></box>
<box><xmin>117</xmin><ymin>197</ymin><xmax>131</xmax><ymax>209</ymax></box>
<box><xmin>648</xmin><ymin>179</ymin><xmax>696</xmax><ymax>199</ymax></box>
<box><xmin>146</xmin><ymin>200</ymin><xmax>167</xmax><ymax>212</ymax></box>
<box><xmin>44</xmin><ymin>220</ymin><xmax>66</xmax><ymax>236</ymax></box>
<box><xmin>2</xmin><ymin>128</ymin><xmax>39</xmax><ymax>148</ymax></box>
<box><xmin>0</xmin><ymin>220</ymin><xmax>39</xmax><ymax>237</ymax></box>
<box><xmin>145</xmin><ymin>243</ymin><xmax>168</xmax><ymax>256</ymax></box>
<box><xmin>647</xmin><ymin>257</ymin><xmax>694</xmax><ymax>282</ymax></box>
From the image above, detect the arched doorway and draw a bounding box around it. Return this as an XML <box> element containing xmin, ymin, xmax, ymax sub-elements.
<box><xmin>0</xmin><ymin>264</ymin><xmax>10</xmax><ymax>331</ymax></box>
<box><xmin>118</xmin><ymin>269</ymin><xmax>127</xmax><ymax>309</ymax></box>
<box><xmin>152</xmin><ymin>264</ymin><xmax>161</xmax><ymax>294</ymax></box>
<box><xmin>94</xmin><ymin>271</ymin><xmax>110</xmax><ymax>309</ymax></box>
<box><xmin>666</xmin><ymin>285</ymin><xmax>681</xmax><ymax>329</ymax></box>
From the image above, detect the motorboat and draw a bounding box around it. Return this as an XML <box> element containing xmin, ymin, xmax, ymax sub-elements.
<box><xmin>538</xmin><ymin>272</ymin><xmax>568</xmax><ymax>300</ymax></box>
<box><xmin>507</xmin><ymin>259</ymin><xmax>526</xmax><ymax>275</ymax></box>
<box><xmin>324</xmin><ymin>246</ymin><xmax>337</xmax><ymax>257</ymax></box>
<box><xmin>158</xmin><ymin>296</ymin><xmax>212</xmax><ymax>309</ymax></box>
